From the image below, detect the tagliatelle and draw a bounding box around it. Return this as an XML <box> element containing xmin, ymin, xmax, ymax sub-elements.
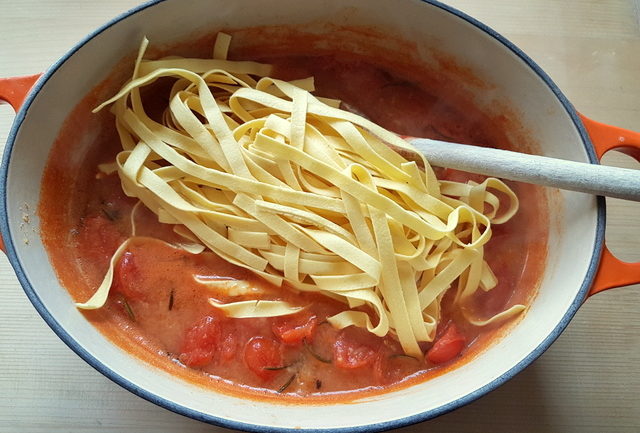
<box><xmin>208</xmin><ymin>299</ymin><xmax>306</xmax><ymax>318</ymax></box>
<box><xmin>77</xmin><ymin>33</ymin><xmax>525</xmax><ymax>357</ymax></box>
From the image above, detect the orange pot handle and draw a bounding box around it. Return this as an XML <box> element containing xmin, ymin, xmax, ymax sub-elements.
<box><xmin>579</xmin><ymin>114</ymin><xmax>640</xmax><ymax>296</ymax></box>
<box><xmin>0</xmin><ymin>74</ymin><xmax>41</xmax><ymax>111</ymax></box>
<box><xmin>0</xmin><ymin>73</ymin><xmax>41</xmax><ymax>253</ymax></box>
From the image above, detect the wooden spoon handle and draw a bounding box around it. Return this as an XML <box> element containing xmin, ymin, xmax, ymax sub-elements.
<box><xmin>409</xmin><ymin>138</ymin><xmax>640</xmax><ymax>201</ymax></box>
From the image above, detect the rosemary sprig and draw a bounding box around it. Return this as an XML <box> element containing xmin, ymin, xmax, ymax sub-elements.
<box><xmin>277</xmin><ymin>373</ymin><xmax>297</xmax><ymax>393</ymax></box>
<box><xmin>168</xmin><ymin>289</ymin><xmax>175</xmax><ymax>311</ymax></box>
<box><xmin>101</xmin><ymin>207</ymin><xmax>118</xmax><ymax>221</ymax></box>
<box><xmin>122</xmin><ymin>298</ymin><xmax>136</xmax><ymax>322</ymax></box>
<box><xmin>263</xmin><ymin>364</ymin><xmax>292</xmax><ymax>371</ymax></box>
<box><xmin>304</xmin><ymin>339</ymin><xmax>331</xmax><ymax>364</ymax></box>
<box><xmin>390</xmin><ymin>353</ymin><xmax>419</xmax><ymax>360</ymax></box>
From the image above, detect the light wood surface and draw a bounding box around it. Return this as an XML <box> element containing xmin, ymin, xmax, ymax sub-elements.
<box><xmin>1</xmin><ymin>1</ymin><xmax>639</xmax><ymax>432</ymax></box>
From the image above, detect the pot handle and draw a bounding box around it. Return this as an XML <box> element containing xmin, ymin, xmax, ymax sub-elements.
<box><xmin>0</xmin><ymin>74</ymin><xmax>41</xmax><ymax>111</ymax></box>
<box><xmin>579</xmin><ymin>114</ymin><xmax>640</xmax><ymax>297</ymax></box>
<box><xmin>0</xmin><ymin>74</ymin><xmax>42</xmax><ymax>253</ymax></box>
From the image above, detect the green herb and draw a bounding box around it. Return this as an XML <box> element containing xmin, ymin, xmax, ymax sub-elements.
<box><xmin>122</xmin><ymin>298</ymin><xmax>136</xmax><ymax>322</ymax></box>
<box><xmin>389</xmin><ymin>353</ymin><xmax>419</xmax><ymax>361</ymax></box>
<box><xmin>263</xmin><ymin>364</ymin><xmax>291</xmax><ymax>371</ymax></box>
<box><xmin>168</xmin><ymin>289</ymin><xmax>175</xmax><ymax>311</ymax></box>
<box><xmin>277</xmin><ymin>373</ymin><xmax>296</xmax><ymax>393</ymax></box>
<box><xmin>304</xmin><ymin>339</ymin><xmax>331</xmax><ymax>364</ymax></box>
<box><xmin>101</xmin><ymin>207</ymin><xmax>118</xmax><ymax>221</ymax></box>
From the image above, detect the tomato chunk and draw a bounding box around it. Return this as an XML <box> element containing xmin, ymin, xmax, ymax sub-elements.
<box><xmin>178</xmin><ymin>316</ymin><xmax>220</xmax><ymax>367</ymax></box>
<box><xmin>373</xmin><ymin>351</ymin><xmax>421</xmax><ymax>384</ymax></box>
<box><xmin>112</xmin><ymin>251</ymin><xmax>145</xmax><ymax>300</ymax></box>
<box><xmin>272</xmin><ymin>313</ymin><xmax>317</xmax><ymax>345</ymax></box>
<box><xmin>426</xmin><ymin>324</ymin><xmax>466</xmax><ymax>365</ymax></box>
<box><xmin>219</xmin><ymin>331</ymin><xmax>237</xmax><ymax>362</ymax></box>
<box><xmin>333</xmin><ymin>328</ymin><xmax>378</xmax><ymax>369</ymax></box>
<box><xmin>244</xmin><ymin>336</ymin><xmax>283</xmax><ymax>380</ymax></box>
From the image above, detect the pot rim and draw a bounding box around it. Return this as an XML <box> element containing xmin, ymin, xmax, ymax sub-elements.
<box><xmin>0</xmin><ymin>0</ymin><xmax>606</xmax><ymax>431</ymax></box>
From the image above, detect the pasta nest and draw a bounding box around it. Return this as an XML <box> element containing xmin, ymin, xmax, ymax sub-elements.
<box><xmin>78</xmin><ymin>34</ymin><xmax>523</xmax><ymax>357</ymax></box>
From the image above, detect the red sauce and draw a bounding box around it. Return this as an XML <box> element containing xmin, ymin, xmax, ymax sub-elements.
<box><xmin>39</xmin><ymin>29</ymin><xmax>547</xmax><ymax>402</ymax></box>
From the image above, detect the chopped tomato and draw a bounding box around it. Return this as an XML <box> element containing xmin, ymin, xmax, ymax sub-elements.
<box><xmin>178</xmin><ymin>316</ymin><xmax>220</xmax><ymax>367</ymax></box>
<box><xmin>219</xmin><ymin>332</ymin><xmax>237</xmax><ymax>362</ymax></box>
<box><xmin>244</xmin><ymin>336</ymin><xmax>283</xmax><ymax>380</ymax></box>
<box><xmin>333</xmin><ymin>327</ymin><xmax>378</xmax><ymax>369</ymax></box>
<box><xmin>373</xmin><ymin>351</ymin><xmax>420</xmax><ymax>385</ymax></box>
<box><xmin>112</xmin><ymin>251</ymin><xmax>145</xmax><ymax>300</ymax></box>
<box><xmin>426</xmin><ymin>324</ymin><xmax>466</xmax><ymax>365</ymax></box>
<box><xmin>373</xmin><ymin>351</ymin><xmax>388</xmax><ymax>384</ymax></box>
<box><xmin>272</xmin><ymin>313</ymin><xmax>317</xmax><ymax>345</ymax></box>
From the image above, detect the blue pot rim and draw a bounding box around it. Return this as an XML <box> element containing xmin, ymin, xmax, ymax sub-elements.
<box><xmin>0</xmin><ymin>0</ymin><xmax>605</xmax><ymax>432</ymax></box>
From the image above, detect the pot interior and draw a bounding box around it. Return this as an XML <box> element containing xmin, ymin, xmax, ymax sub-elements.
<box><xmin>2</xmin><ymin>0</ymin><xmax>601</xmax><ymax>430</ymax></box>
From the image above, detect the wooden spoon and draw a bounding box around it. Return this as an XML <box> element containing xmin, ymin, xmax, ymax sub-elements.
<box><xmin>407</xmin><ymin>138</ymin><xmax>640</xmax><ymax>202</ymax></box>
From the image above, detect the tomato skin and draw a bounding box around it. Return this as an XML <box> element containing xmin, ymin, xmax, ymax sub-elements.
<box><xmin>112</xmin><ymin>251</ymin><xmax>145</xmax><ymax>300</ymax></box>
<box><xmin>272</xmin><ymin>313</ymin><xmax>317</xmax><ymax>345</ymax></box>
<box><xmin>244</xmin><ymin>337</ymin><xmax>283</xmax><ymax>380</ymax></box>
<box><xmin>219</xmin><ymin>330</ymin><xmax>237</xmax><ymax>362</ymax></box>
<box><xmin>333</xmin><ymin>328</ymin><xmax>377</xmax><ymax>369</ymax></box>
<box><xmin>178</xmin><ymin>316</ymin><xmax>221</xmax><ymax>367</ymax></box>
<box><xmin>373</xmin><ymin>351</ymin><xmax>420</xmax><ymax>385</ymax></box>
<box><xmin>373</xmin><ymin>351</ymin><xmax>388</xmax><ymax>383</ymax></box>
<box><xmin>426</xmin><ymin>324</ymin><xmax>466</xmax><ymax>365</ymax></box>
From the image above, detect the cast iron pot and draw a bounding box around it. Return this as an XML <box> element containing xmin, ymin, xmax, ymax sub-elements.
<box><xmin>1</xmin><ymin>0</ymin><xmax>639</xmax><ymax>431</ymax></box>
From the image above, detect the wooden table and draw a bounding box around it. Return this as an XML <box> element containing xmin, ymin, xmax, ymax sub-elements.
<box><xmin>1</xmin><ymin>1</ymin><xmax>639</xmax><ymax>432</ymax></box>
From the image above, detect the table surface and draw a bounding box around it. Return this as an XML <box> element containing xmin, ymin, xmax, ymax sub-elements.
<box><xmin>1</xmin><ymin>1</ymin><xmax>639</xmax><ymax>432</ymax></box>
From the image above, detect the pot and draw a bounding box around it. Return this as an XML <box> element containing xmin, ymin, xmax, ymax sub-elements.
<box><xmin>1</xmin><ymin>0</ymin><xmax>639</xmax><ymax>431</ymax></box>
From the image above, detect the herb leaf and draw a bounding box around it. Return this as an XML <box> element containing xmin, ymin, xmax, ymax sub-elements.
<box><xmin>263</xmin><ymin>364</ymin><xmax>291</xmax><ymax>371</ymax></box>
<box><xmin>122</xmin><ymin>298</ymin><xmax>136</xmax><ymax>322</ymax></box>
<box><xmin>168</xmin><ymin>289</ymin><xmax>174</xmax><ymax>311</ymax></box>
<box><xmin>277</xmin><ymin>373</ymin><xmax>296</xmax><ymax>393</ymax></box>
<box><xmin>101</xmin><ymin>207</ymin><xmax>118</xmax><ymax>221</ymax></box>
<box><xmin>389</xmin><ymin>353</ymin><xmax>419</xmax><ymax>361</ymax></box>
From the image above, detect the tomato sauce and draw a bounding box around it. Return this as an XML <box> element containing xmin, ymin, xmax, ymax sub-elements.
<box><xmin>39</xmin><ymin>31</ymin><xmax>548</xmax><ymax>402</ymax></box>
